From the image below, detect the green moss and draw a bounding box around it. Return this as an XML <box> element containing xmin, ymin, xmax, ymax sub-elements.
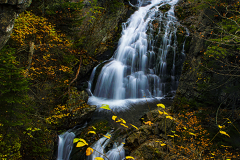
<box><xmin>158</xmin><ymin>4</ymin><xmax>171</xmax><ymax>13</ymax></box>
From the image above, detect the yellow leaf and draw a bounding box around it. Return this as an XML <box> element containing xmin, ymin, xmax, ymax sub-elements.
<box><xmin>157</xmin><ymin>104</ymin><xmax>165</xmax><ymax>109</ymax></box>
<box><xmin>160</xmin><ymin>143</ymin><xmax>166</xmax><ymax>146</ymax></box>
<box><xmin>145</xmin><ymin>121</ymin><xmax>153</xmax><ymax>126</ymax></box>
<box><xmin>92</xmin><ymin>126</ymin><xmax>96</xmax><ymax>130</ymax></box>
<box><xmin>79</xmin><ymin>138</ymin><xmax>88</xmax><ymax>145</ymax></box>
<box><xmin>86</xmin><ymin>147</ymin><xmax>94</xmax><ymax>156</ymax></box>
<box><xmin>100</xmin><ymin>104</ymin><xmax>111</xmax><ymax>110</ymax></box>
<box><xmin>167</xmin><ymin>135</ymin><xmax>174</xmax><ymax>138</ymax></box>
<box><xmin>112</xmin><ymin>115</ymin><xmax>117</xmax><ymax>121</ymax></box>
<box><xmin>130</xmin><ymin>124</ymin><xmax>139</xmax><ymax>130</ymax></box>
<box><xmin>120</xmin><ymin>123</ymin><xmax>129</xmax><ymax>128</ymax></box>
<box><xmin>166</xmin><ymin>116</ymin><xmax>173</xmax><ymax>120</ymax></box>
<box><xmin>221</xmin><ymin>145</ymin><xmax>232</xmax><ymax>148</ymax></box>
<box><xmin>158</xmin><ymin>110</ymin><xmax>163</xmax><ymax>115</ymax></box>
<box><xmin>189</xmin><ymin>132</ymin><xmax>196</xmax><ymax>136</ymax></box>
<box><xmin>116</xmin><ymin>119</ymin><xmax>121</xmax><ymax>122</ymax></box>
<box><xmin>163</xmin><ymin>111</ymin><xmax>168</xmax><ymax>115</ymax></box>
<box><xmin>120</xmin><ymin>118</ymin><xmax>126</xmax><ymax>124</ymax></box>
<box><xmin>88</xmin><ymin>131</ymin><xmax>96</xmax><ymax>134</ymax></box>
<box><xmin>76</xmin><ymin>141</ymin><xmax>87</xmax><ymax>147</ymax></box>
<box><xmin>103</xmin><ymin>135</ymin><xmax>111</xmax><ymax>139</ymax></box>
<box><xmin>95</xmin><ymin>157</ymin><xmax>104</xmax><ymax>160</ymax></box>
<box><xmin>218</xmin><ymin>125</ymin><xmax>224</xmax><ymax>129</ymax></box>
<box><xmin>125</xmin><ymin>156</ymin><xmax>135</xmax><ymax>159</ymax></box>
<box><xmin>220</xmin><ymin>130</ymin><xmax>230</xmax><ymax>137</ymax></box>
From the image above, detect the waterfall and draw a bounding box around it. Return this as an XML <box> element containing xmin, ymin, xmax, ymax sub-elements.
<box><xmin>87</xmin><ymin>133</ymin><xmax>125</xmax><ymax>160</ymax></box>
<box><xmin>57</xmin><ymin>131</ymin><xmax>75</xmax><ymax>160</ymax></box>
<box><xmin>57</xmin><ymin>122</ymin><xmax>87</xmax><ymax>160</ymax></box>
<box><xmin>88</xmin><ymin>0</ymin><xmax>184</xmax><ymax>106</ymax></box>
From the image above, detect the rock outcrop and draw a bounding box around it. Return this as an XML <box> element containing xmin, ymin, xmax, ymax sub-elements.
<box><xmin>0</xmin><ymin>0</ymin><xmax>32</xmax><ymax>50</ymax></box>
<box><xmin>174</xmin><ymin>0</ymin><xmax>219</xmax><ymax>103</ymax></box>
<box><xmin>174</xmin><ymin>0</ymin><xmax>240</xmax><ymax>111</ymax></box>
<box><xmin>124</xmin><ymin>108</ymin><xmax>176</xmax><ymax>159</ymax></box>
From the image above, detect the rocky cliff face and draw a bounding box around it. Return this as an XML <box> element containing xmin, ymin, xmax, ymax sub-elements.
<box><xmin>174</xmin><ymin>0</ymin><xmax>218</xmax><ymax>103</ymax></box>
<box><xmin>174</xmin><ymin>0</ymin><xmax>239</xmax><ymax>109</ymax></box>
<box><xmin>0</xmin><ymin>0</ymin><xmax>32</xmax><ymax>50</ymax></box>
<box><xmin>76</xmin><ymin>0</ymin><xmax>136</xmax><ymax>91</ymax></box>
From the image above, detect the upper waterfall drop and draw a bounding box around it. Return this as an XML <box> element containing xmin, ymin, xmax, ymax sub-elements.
<box><xmin>88</xmin><ymin>0</ymin><xmax>186</xmax><ymax>103</ymax></box>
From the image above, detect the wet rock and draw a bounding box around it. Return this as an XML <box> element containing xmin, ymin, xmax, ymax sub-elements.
<box><xmin>125</xmin><ymin>108</ymin><xmax>175</xmax><ymax>158</ymax></box>
<box><xmin>158</xmin><ymin>4</ymin><xmax>171</xmax><ymax>13</ymax></box>
<box><xmin>129</xmin><ymin>139</ymin><xmax>168</xmax><ymax>160</ymax></box>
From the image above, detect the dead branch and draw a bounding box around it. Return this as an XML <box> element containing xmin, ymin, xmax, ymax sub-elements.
<box><xmin>25</xmin><ymin>41</ymin><xmax>34</xmax><ymax>78</ymax></box>
<box><xmin>68</xmin><ymin>56</ymin><xmax>82</xmax><ymax>98</ymax></box>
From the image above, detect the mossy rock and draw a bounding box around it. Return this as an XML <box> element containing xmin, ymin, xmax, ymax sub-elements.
<box><xmin>158</xmin><ymin>4</ymin><xmax>171</xmax><ymax>13</ymax></box>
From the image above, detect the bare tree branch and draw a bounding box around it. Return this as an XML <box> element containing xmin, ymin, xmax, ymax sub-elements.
<box><xmin>68</xmin><ymin>56</ymin><xmax>82</xmax><ymax>98</ymax></box>
<box><xmin>25</xmin><ymin>41</ymin><xmax>34</xmax><ymax>78</ymax></box>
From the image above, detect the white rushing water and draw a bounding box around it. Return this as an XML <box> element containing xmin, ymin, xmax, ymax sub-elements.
<box><xmin>57</xmin><ymin>123</ymin><xmax>87</xmax><ymax>160</ymax></box>
<box><xmin>88</xmin><ymin>0</ymin><xmax>186</xmax><ymax>109</ymax></box>
<box><xmin>57</xmin><ymin>131</ymin><xmax>75</xmax><ymax>160</ymax></box>
<box><xmin>87</xmin><ymin>133</ymin><xmax>125</xmax><ymax>160</ymax></box>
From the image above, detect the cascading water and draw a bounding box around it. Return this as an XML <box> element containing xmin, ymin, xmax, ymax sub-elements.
<box><xmin>88</xmin><ymin>0</ymin><xmax>186</xmax><ymax>106</ymax></box>
<box><xmin>57</xmin><ymin>131</ymin><xmax>75</xmax><ymax>160</ymax></box>
<box><xmin>57</xmin><ymin>123</ymin><xmax>87</xmax><ymax>160</ymax></box>
<box><xmin>87</xmin><ymin>133</ymin><xmax>125</xmax><ymax>160</ymax></box>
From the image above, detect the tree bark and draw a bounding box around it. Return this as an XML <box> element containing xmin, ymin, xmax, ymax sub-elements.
<box><xmin>25</xmin><ymin>41</ymin><xmax>34</xmax><ymax>77</ymax></box>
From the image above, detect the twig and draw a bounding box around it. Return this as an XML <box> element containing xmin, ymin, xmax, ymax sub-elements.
<box><xmin>68</xmin><ymin>56</ymin><xmax>82</xmax><ymax>98</ymax></box>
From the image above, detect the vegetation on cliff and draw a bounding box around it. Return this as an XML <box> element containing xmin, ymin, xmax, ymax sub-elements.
<box><xmin>0</xmin><ymin>0</ymin><xmax>127</xmax><ymax>159</ymax></box>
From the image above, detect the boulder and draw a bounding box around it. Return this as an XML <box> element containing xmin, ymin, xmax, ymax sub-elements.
<box><xmin>125</xmin><ymin>108</ymin><xmax>176</xmax><ymax>159</ymax></box>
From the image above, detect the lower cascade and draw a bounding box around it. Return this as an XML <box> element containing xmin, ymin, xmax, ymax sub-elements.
<box><xmin>57</xmin><ymin>131</ymin><xmax>75</xmax><ymax>160</ymax></box>
<box><xmin>88</xmin><ymin>0</ymin><xmax>188</xmax><ymax>104</ymax></box>
<box><xmin>87</xmin><ymin>133</ymin><xmax>125</xmax><ymax>160</ymax></box>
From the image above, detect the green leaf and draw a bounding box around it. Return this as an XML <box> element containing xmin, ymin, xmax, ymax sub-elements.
<box><xmin>73</xmin><ymin>138</ymin><xmax>80</xmax><ymax>143</ymax></box>
<box><xmin>100</xmin><ymin>104</ymin><xmax>111</xmax><ymax>110</ymax></box>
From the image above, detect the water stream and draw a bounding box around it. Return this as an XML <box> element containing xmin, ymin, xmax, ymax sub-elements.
<box><xmin>57</xmin><ymin>131</ymin><xmax>75</xmax><ymax>160</ymax></box>
<box><xmin>87</xmin><ymin>133</ymin><xmax>125</xmax><ymax>160</ymax></box>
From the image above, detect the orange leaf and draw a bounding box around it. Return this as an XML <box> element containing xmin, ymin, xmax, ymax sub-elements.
<box><xmin>86</xmin><ymin>147</ymin><xmax>94</xmax><ymax>156</ymax></box>
<box><xmin>145</xmin><ymin>121</ymin><xmax>153</xmax><ymax>126</ymax></box>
